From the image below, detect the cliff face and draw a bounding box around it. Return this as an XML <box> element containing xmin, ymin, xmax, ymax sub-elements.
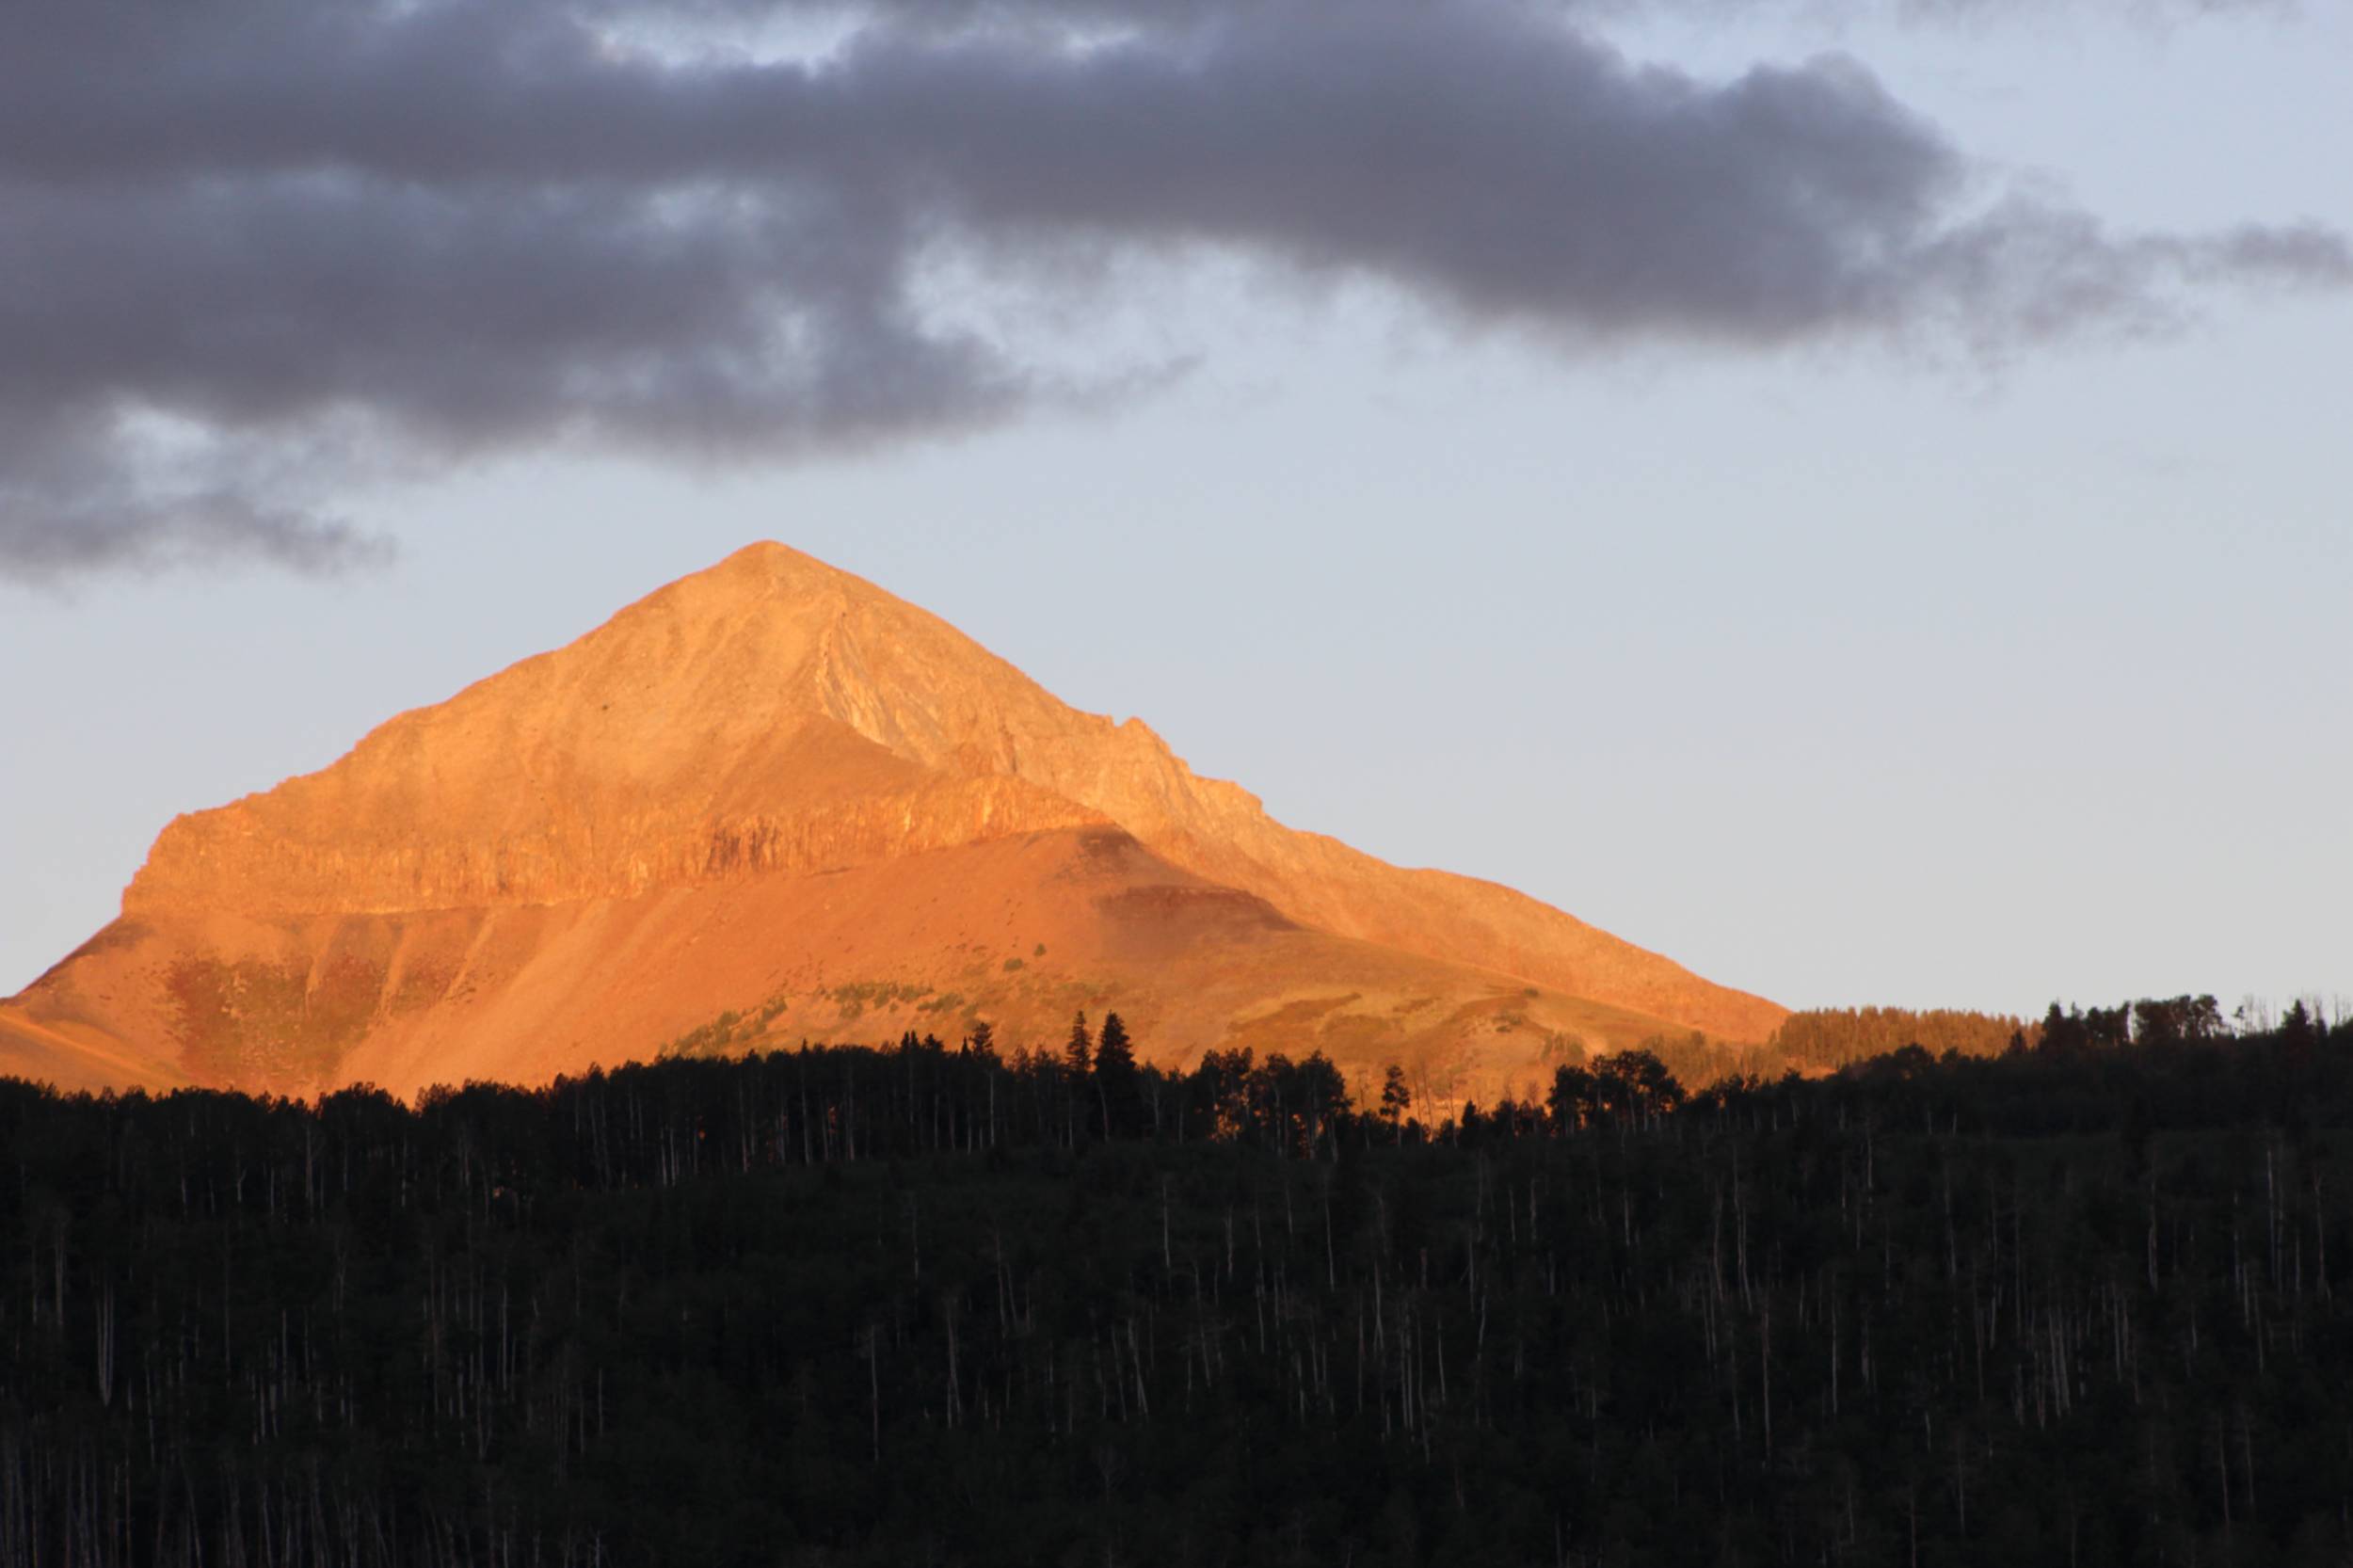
<box><xmin>14</xmin><ymin>542</ymin><xmax>1784</xmax><ymax>1097</ymax></box>
<box><xmin>127</xmin><ymin>756</ymin><xmax>1105</xmax><ymax>916</ymax></box>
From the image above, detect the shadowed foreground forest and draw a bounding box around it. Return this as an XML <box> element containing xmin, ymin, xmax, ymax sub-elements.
<box><xmin>7</xmin><ymin>999</ymin><xmax>2353</xmax><ymax>1567</ymax></box>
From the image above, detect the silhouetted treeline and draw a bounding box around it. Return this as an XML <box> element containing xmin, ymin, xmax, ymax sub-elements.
<box><xmin>1756</xmin><ymin>997</ymin><xmax>2342</xmax><ymax>1078</ymax></box>
<box><xmin>1766</xmin><ymin>1005</ymin><xmax>2035</xmax><ymax>1071</ymax></box>
<box><xmin>6</xmin><ymin>998</ymin><xmax>2353</xmax><ymax>1566</ymax></box>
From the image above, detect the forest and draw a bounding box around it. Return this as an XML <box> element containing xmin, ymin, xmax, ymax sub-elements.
<box><xmin>6</xmin><ymin>998</ymin><xmax>2353</xmax><ymax>1566</ymax></box>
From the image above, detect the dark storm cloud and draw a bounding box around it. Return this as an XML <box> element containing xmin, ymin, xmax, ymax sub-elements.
<box><xmin>0</xmin><ymin>0</ymin><xmax>2342</xmax><ymax>578</ymax></box>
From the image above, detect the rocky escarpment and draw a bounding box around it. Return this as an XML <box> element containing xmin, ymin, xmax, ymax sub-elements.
<box><xmin>127</xmin><ymin>765</ymin><xmax>1100</xmax><ymax>918</ymax></box>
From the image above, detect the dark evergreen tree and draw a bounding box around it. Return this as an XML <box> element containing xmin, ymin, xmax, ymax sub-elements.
<box><xmin>1094</xmin><ymin>1011</ymin><xmax>1141</xmax><ymax>1138</ymax></box>
<box><xmin>1062</xmin><ymin>1010</ymin><xmax>1095</xmax><ymax>1145</ymax></box>
<box><xmin>1378</xmin><ymin>1062</ymin><xmax>1412</xmax><ymax>1140</ymax></box>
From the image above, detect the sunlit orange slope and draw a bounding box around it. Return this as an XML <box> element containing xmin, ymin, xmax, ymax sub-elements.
<box><xmin>3</xmin><ymin>542</ymin><xmax>1783</xmax><ymax>1102</ymax></box>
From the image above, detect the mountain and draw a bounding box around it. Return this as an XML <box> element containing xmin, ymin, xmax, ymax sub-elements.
<box><xmin>1</xmin><ymin>542</ymin><xmax>1783</xmax><ymax>1101</ymax></box>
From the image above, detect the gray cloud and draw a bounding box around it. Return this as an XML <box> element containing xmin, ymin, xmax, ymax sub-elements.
<box><xmin>0</xmin><ymin>0</ymin><xmax>2342</xmax><ymax>578</ymax></box>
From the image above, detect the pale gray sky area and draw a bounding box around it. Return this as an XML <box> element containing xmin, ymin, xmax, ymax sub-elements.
<box><xmin>2</xmin><ymin>0</ymin><xmax>2347</xmax><ymax>1016</ymax></box>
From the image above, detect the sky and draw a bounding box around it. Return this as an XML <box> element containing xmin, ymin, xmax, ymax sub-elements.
<box><xmin>2</xmin><ymin>0</ymin><xmax>2347</xmax><ymax>1019</ymax></box>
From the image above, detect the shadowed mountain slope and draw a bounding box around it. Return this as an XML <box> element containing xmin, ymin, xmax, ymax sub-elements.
<box><xmin>5</xmin><ymin>543</ymin><xmax>1782</xmax><ymax>1099</ymax></box>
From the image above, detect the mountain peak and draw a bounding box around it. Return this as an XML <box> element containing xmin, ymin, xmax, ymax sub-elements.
<box><xmin>122</xmin><ymin>543</ymin><xmax>1103</xmax><ymax>919</ymax></box>
<box><xmin>15</xmin><ymin>545</ymin><xmax>1784</xmax><ymax>1098</ymax></box>
<box><xmin>651</xmin><ymin>538</ymin><xmax>872</xmax><ymax>608</ymax></box>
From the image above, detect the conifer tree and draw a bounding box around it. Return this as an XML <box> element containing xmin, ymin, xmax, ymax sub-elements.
<box><xmin>1378</xmin><ymin>1064</ymin><xmax>1412</xmax><ymax>1142</ymax></box>
<box><xmin>1095</xmin><ymin>1013</ymin><xmax>1138</xmax><ymax>1138</ymax></box>
<box><xmin>1064</xmin><ymin>1012</ymin><xmax>1094</xmax><ymax>1145</ymax></box>
<box><xmin>1095</xmin><ymin>1012</ymin><xmax>1133</xmax><ymax>1077</ymax></box>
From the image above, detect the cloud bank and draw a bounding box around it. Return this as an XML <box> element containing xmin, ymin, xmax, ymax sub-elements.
<box><xmin>1</xmin><ymin>0</ymin><xmax>2343</xmax><ymax>578</ymax></box>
